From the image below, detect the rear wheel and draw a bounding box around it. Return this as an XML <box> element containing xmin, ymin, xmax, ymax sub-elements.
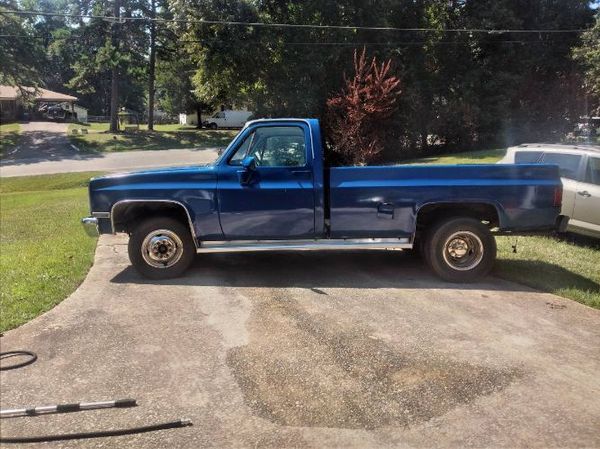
<box><xmin>128</xmin><ymin>217</ymin><xmax>196</xmax><ymax>279</ymax></box>
<box><xmin>423</xmin><ymin>217</ymin><xmax>496</xmax><ymax>283</ymax></box>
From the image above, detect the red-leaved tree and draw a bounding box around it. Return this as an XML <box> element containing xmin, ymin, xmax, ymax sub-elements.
<box><xmin>325</xmin><ymin>48</ymin><xmax>402</xmax><ymax>165</ymax></box>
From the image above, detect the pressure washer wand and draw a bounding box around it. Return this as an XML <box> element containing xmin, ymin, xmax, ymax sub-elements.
<box><xmin>0</xmin><ymin>398</ymin><xmax>137</xmax><ymax>418</ymax></box>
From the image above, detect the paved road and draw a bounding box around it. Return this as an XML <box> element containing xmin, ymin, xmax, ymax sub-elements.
<box><xmin>1</xmin><ymin>148</ymin><xmax>219</xmax><ymax>177</ymax></box>
<box><xmin>0</xmin><ymin>121</ymin><xmax>219</xmax><ymax>177</ymax></box>
<box><xmin>1</xmin><ymin>235</ymin><xmax>599</xmax><ymax>448</ymax></box>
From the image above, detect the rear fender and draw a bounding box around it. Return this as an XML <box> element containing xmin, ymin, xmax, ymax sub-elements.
<box><xmin>415</xmin><ymin>201</ymin><xmax>506</xmax><ymax>232</ymax></box>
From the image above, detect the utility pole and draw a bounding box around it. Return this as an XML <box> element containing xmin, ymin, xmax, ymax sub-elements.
<box><xmin>109</xmin><ymin>0</ymin><xmax>121</xmax><ymax>133</ymax></box>
<box><xmin>147</xmin><ymin>0</ymin><xmax>156</xmax><ymax>130</ymax></box>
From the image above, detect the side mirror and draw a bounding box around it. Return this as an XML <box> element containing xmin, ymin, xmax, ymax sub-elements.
<box><xmin>239</xmin><ymin>156</ymin><xmax>257</xmax><ymax>185</ymax></box>
<box><xmin>241</xmin><ymin>155</ymin><xmax>256</xmax><ymax>171</ymax></box>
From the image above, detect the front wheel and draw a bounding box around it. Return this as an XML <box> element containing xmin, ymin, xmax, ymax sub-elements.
<box><xmin>128</xmin><ymin>217</ymin><xmax>196</xmax><ymax>279</ymax></box>
<box><xmin>423</xmin><ymin>217</ymin><xmax>496</xmax><ymax>283</ymax></box>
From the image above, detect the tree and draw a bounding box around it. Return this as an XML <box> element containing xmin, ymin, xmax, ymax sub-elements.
<box><xmin>168</xmin><ymin>0</ymin><xmax>384</xmax><ymax>117</ymax></box>
<box><xmin>573</xmin><ymin>12</ymin><xmax>600</xmax><ymax>113</ymax></box>
<box><xmin>147</xmin><ymin>0</ymin><xmax>156</xmax><ymax>129</ymax></box>
<box><xmin>64</xmin><ymin>0</ymin><xmax>148</xmax><ymax>121</ymax></box>
<box><xmin>0</xmin><ymin>1</ymin><xmax>44</xmax><ymax>88</ymax></box>
<box><xmin>109</xmin><ymin>0</ymin><xmax>121</xmax><ymax>132</ymax></box>
<box><xmin>155</xmin><ymin>53</ymin><xmax>208</xmax><ymax>126</ymax></box>
<box><xmin>3</xmin><ymin>0</ymin><xmax>596</xmax><ymax>151</ymax></box>
<box><xmin>168</xmin><ymin>0</ymin><xmax>261</xmax><ymax>110</ymax></box>
<box><xmin>18</xmin><ymin>0</ymin><xmax>74</xmax><ymax>93</ymax></box>
<box><xmin>325</xmin><ymin>48</ymin><xmax>402</xmax><ymax>165</ymax></box>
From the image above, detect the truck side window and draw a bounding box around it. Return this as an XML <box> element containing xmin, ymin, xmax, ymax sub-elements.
<box><xmin>585</xmin><ymin>157</ymin><xmax>600</xmax><ymax>185</ymax></box>
<box><xmin>250</xmin><ymin>126</ymin><xmax>306</xmax><ymax>167</ymax></box>
<box><xmin>540</xmin><ymin>153</ymin><xmax>582</xmax><ymax>180</ymax></box>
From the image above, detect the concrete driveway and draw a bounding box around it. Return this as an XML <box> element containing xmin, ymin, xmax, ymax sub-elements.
<box><xmin>1</xmin><ymin>235</ymin><xmax>599</xmax><ymax>448</ymax></box>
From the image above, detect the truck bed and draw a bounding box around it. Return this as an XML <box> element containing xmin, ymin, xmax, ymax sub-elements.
<box><xmin>328</xmin><ymin>163</ymin><xmax>561</xmax><ymax>238</ymax></box>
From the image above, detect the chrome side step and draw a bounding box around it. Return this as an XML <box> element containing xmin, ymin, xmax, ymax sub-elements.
<box><xmin>197</xmin><ymin>238</ymin><xmax>412</xmax><ymax>253</ymax></box>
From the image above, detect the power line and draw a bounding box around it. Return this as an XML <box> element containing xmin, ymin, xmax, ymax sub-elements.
<box><xmin>0</xmin><ymin>9</ymin><xmax>590</xmax><ymax>34</ymax></box>
<box><xmin>176</xmin><ymin>38</ymin><xmax>571</xmax><ymax>46</ymax></box>
<box><xmin>0</xmin><ymin>34</ymin><xmax>568</xmax><ymax>46</ymax></box>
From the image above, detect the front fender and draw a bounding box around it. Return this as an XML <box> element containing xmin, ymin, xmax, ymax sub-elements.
<box><xmin>87</xmin><ymin>166</ymin><xmax>223</xmax><ymax>240</ymax></box>
<box><xmin>110</xmin><ymin>199</ymin><xmax>198</xmax><ymax>243</ymax></box>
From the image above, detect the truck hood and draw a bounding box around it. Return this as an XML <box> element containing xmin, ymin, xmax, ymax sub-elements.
<box><xmin>88</xmin><ymin>164</ymin><xmax>218</xmax><ymax>212</ymax></box>
<box><xmin>91</xmin><ymin>163</ymin><xmax>211</xmax><ymax>181</ymax></box>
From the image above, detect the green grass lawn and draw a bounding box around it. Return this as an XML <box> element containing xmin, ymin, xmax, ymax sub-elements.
<box><xmin>495</xmin><ymin>236</ymin><xmax>599</xmax><ymax>308</ymax></box>
<box><xmin>403</xmin><ymin>148</ymin><xmax>506</xmax><ymax>165</ymax></box>
<box><xmin>415</xmin><ymin>149</ymin><xmax>600</xmax><ymax>309</ymax></box>
<box><xmin>0</xmin><ymin>122</ymin><xmax>21</xmax><ymax>158</ymax></box>
<box><xmin>0</xmin><ymin>172</ymin><xmax>102</xmax><ymax>332</ymax></box>
<box><xmin>68</xmin><ymin>122</ymin><xmax>237</xmax><ymax>153</ymax></box>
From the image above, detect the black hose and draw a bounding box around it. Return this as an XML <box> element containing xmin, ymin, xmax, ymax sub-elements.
<box><xmin>0</xmin><ymin>351</ymin><xmax>37</xmax><ymax>371</ymax></box>
<box><xmin>0</xmin><ymin>419</ymin><xmax>192</xmax><ymax>444</ymax></box>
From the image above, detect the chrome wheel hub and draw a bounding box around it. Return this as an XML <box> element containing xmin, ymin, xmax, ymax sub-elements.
<box><xmin>141</xmin><ymin>229</ymin><xmax>184</xmax><ymax>268</ymax></box>
<box><xmin>442</xmin><ymin>231</ymin><xmax>484</xmax><ymax>271</ymax></box>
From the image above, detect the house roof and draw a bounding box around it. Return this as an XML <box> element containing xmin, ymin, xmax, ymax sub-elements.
<box><xmin>0</xmin><ymin>85</ymin><xmax>78</xmax><ymax>102</ymax></box>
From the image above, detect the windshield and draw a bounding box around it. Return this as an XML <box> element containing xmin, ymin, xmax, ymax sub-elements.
<box><xmin>213</xmin><ymin>127</ymin><xmax>247</xmax><ymax>165</ymax></box>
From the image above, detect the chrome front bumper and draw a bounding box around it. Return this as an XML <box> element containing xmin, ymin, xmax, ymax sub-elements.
<box><xmin>81</xmin><ymin>217</ymin><xmax>99</xmax><ymax>236</ymax></box>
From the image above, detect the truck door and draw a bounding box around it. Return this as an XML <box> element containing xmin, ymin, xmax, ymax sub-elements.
<box><xmin>217</xmin><ymin>123</ymin><xmax>315</xmax><ymax>239</ymax></box>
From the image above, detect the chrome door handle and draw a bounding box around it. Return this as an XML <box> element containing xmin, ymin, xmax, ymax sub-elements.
<box><xmin>577</xmin><ymin>191</ymin><xmax>591</xmax><ymax>197</ymax></box>
<box><xmin>377</xmin><ymin>202</ymin><xmax>395</xmax><ymax>219</ymax></box>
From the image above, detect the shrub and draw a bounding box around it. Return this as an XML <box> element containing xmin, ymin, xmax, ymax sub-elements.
<box><xmin>325</xmin><ymin>48</ymin><xmax>402</xmax><ymax>165</ymax></box>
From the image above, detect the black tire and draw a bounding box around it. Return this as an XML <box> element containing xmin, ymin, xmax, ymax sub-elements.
<box><xmin>128</xmin><ymin>217</ymin><xmax>196</xmax><ymax>280</ymax></box>
<box><xmin>208</xmin><ymin>123</ymin><xmax>217</xmax><ymax>130</ymax></box>
<box><xmin>423</xmin><ymin>217</ymin><xmax>496</xmax><ymax>283</ymax></box>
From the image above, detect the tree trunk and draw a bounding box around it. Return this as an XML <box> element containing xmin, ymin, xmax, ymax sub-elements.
<box><xmin>196</xmin><ymin>103</ymin><xmax>202</xmax><ymax>129</ymax></box>
<box><xmin>109</xmin><ymin>0</ymin><xmax>121</xmax><ymax>133</ymax></box>
<box><xmin>147</xmin><ymin>0</ymin><xmax>156</xmax><ymax>131</ymax></box>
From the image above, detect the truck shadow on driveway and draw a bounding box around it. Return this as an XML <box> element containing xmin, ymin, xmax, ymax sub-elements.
<box><xmin>111</xmin><ymin>249</ymin><xmax>598</xmax><ymax>293</ymax></box>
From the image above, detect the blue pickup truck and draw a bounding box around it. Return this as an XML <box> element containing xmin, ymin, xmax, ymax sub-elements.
<box><xmin>83</xmin><ymin>118</ymin><xmax>564</xmax><ymax>282</ymax></box>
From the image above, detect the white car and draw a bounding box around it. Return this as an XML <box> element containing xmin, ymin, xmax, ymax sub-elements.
<box><xmin>499</xmin><ymin>144</ymin><xmax>600</xmax><ymax>238</ymax></box>
<box><xmin>204</xmin><ymin>110</ymin><xmax>253</xmax><ymax>129</ymax></box>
